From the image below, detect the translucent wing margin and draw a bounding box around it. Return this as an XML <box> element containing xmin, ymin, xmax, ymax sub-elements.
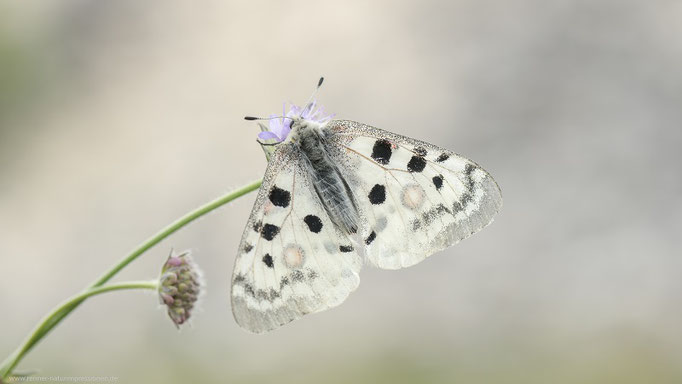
<box><xmin>326</xmin><ymin>119</ymin><xmax>503</xmax><ymax>269</ymax></box>
<box><xmin>231</xmin><ymin>148</ymin><xmax>362</xmax><ymax>333</ymax></box>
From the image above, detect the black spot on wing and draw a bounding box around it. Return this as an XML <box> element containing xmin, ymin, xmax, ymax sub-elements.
<box><xmin>368</xmin><ymin>184</ymin><xmax>386</xmax><ymax>205</ymax></box>
<box><xmin>436</xmin><ymin>153</ymin><xmax>450</xmax><ymax>162</ymax></box>
<box><xmin>261</xmin><ymin>223</ymin><xmax>280</xmax><ymax>240</ymax></box>
<box><xmin>233</xmin><ymin>274</ymin><xmax>246</xmax><ymax>284</ymax></box>
<box><xmin>414</xmin><ymin>146</ymin><xmax>428</xmax><ymax>157</ymax></box>
<box><xmin>371</xmin><ymin>139</ymin><xmax>392</xmax><ymax>165</ymax></box>
<box><xmin>453</xmin><ymin>193</ymin><xmax>473</xmax><ymax>214</ymax></box>
<box><xmin>304</xmin><ymin>215</ymin><xmax>323</xmax><ymax>233</ymax></box>
<box><xmin>256</xmin><ymin>289</ymin><xmax>269</xmax><ymax>301</ymax></box>
<box><xmin>450</xmin><ymin>163</ymin><xmax>478</xmax><ymax>215</ymax></box>
<box><xmin>432</xmin><ymin>174</ymin><xmax>444</xmax><ymax>190</ymax></box>
<box><xmin>339</xmin><ymin>245</ymin><xmax>354</xmax><ymax>253</ymax></box>
<box><xmin>262</xmin><ymin>254</ymin><xmax>274</xmax><ymax>268</ymax></box>
<box><xmin>291</xmin><ymin>270</ymin><xmax>305</xmax><ymax>282</ymax></box>
<box><xmin>242</xmin><ymin>243</ymin><xmax>253</xmax><ymax>253</ymax></box>
<box><xmin>419</xmin><ymin>203</ymin><xmax>453</xmax><ymax>229</ymax></box>
<box><xmin>464</xmin><ymin>164</ymin><xmax>477</xmax><ymax>189</ymax></box>
<box><xmin>253</xmin><ymin>288</ymin><xmax>281</xmax><ymax>302</ymax></box>
<box><xmin>233</xmin><ymin>273</ymin><xmax>290</xmax><ymax>302</ymax></box>
<box><xmin>244</xmin><ymin>283</ymin><xmax>255</xmax><ymax>297</ymax></box>
<box><xmin>268</xmin><ymin>186</ymin><xmax>291</xmax><ymax>208</ymax></box>
<box><xmin>407</xmin><ymin>155</ymin><xmax>427</xmax><ymax>172</ymax></box>
<box><xmin>365</xmin><ymin>231</ymin><xmax>377</xmax><ymax>245</ymax></box>
<box><xmin>253</xmin><ymin>220</ymin><xmax>262</xmax><ymax>233</ymax></box>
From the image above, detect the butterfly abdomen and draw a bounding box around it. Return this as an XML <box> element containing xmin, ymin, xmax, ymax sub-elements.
<box><xmin>295</xmin><ymin>124</ymin><xmax>360</xmax><ymax>235</ymax></box>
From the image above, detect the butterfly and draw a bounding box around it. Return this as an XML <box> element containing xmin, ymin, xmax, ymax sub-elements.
<box><xmin>231</xmin><ymin>78</ymin><xmax>502</xmax><ymax>333</ymax></box>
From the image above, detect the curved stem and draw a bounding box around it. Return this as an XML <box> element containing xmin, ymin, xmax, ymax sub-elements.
<box><xmin>0</xmin><ymin>281</ymin><xmax>158</xmax><ymax>379</ymax></box>
<box><xmin>93</xmin><ymin>178</ymin><xmax>262</xmax><ymax>286</ymax></box>
<box><xmin>0</xmin><ymin>178</ymin><xmax>262</xmax><ymax>380</ymax></box>
<box><xmin>34</xmin><ymin>178</ymin><xmax>261</xmax><ymax>343</ymax></box>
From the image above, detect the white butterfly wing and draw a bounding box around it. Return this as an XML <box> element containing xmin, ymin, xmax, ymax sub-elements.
<box><xmin>327</xmin><ymin>120</ymin><xmax>502</xmax><ymax>269</ymax></box>
<box><xmin>231</xmin><ymin>149</ymin><xmax>362</xmax><ymax>333</ymax></box>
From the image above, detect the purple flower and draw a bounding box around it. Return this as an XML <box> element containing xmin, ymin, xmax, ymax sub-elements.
<box><xmin>257</xmin><ymin>100</ymin><xmax>334</xmax><ymax>142</ymax></box>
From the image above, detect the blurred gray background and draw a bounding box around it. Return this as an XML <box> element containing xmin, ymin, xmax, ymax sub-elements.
<box><xmin>1</xmin><ymin>0</ymin><xmax>681</xmax><ymax>383</ymax></box>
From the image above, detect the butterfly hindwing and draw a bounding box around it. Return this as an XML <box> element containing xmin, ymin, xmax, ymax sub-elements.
<box><xmin>326</xmin><ymin>120</ymin><xmax>503</xmax><ymax>269</ymax></box>
<box><xmin>231</xmin><ymin>149</ymin><xmax>362</xmax><ymax>333</ymax></box>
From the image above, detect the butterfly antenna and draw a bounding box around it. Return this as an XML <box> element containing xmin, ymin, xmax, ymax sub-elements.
<box><xmin>302</xmin><ymin>76</ymin><xmax>324</xmax><ymax>114</ymax></box>
<box><xmin>244</xmin><ymin>115</ymin><xmax>294</xmax><ymax>121</ymax></box>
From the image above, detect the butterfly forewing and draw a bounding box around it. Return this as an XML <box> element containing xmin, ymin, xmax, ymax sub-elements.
<box><xmin>231</xmin><ymin>149</ymin><xmax>362</xmax><ymax>333</ymax></box>
<box><xmin>326</xmin><ymin>120</ymin><xmax>503</xmax><ymax>269</ymax></box>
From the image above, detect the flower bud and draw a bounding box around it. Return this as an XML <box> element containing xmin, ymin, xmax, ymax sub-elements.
<box><xmin>158</xmin><ymin>250</ymin><xmax>202</xmax><ymax>327</ymax></box>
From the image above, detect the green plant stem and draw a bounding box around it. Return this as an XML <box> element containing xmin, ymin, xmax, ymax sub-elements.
<box><xmin>0</xmin><ymin>178</ymin><xmax>262</xmax><ymax>380</ymax></box>
<box><xmin>0</xmin><ymin>281</ymin><xmax>158</xmax><ymax>379</ymax></box>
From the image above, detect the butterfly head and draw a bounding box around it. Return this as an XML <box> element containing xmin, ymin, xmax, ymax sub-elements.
<box><xmin>245</xmin><ymin>78</ymin><xmax>333</xmax><ymax>160</ymax></box>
